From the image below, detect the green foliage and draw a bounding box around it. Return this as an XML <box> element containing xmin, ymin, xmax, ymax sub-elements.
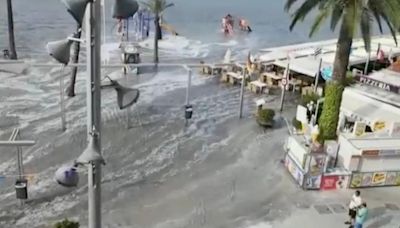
<box><xmin>344</xmin><ymin>71</ymin><xmax>356</xmax><ymax>86</ymax></box>
<box><xmin>292</xmin><ymin>117</ymin><xmax>302</xmax><ymax>130</ymax></box>
<box><xmin>285</xmin><ymin>0</ymin><xmax>400</xmax><ymax>52</ymax></box>
<box><xmin>257</xmin><ymin>109</ymin><xmax>275</xmax><ymax>127</ymax></box>
<box><xmin>54</xmin><ymin>219</ymin><xmax>80</xmax><ymax>228</ymax></box>
<box><xmin>318</xmin><ymin>81</ymin><xmax>344</xmax><ymax>141</ymax></box>
<box><xmin>300</xmin><ymin>92</ymin><xmax>320</xmax><ymax>106</ymax></box>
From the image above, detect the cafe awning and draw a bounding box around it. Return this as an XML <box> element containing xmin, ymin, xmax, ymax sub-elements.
<box><xmin>340</xmin><ymin>86</ymin><xmax>400</xmax><ymax>127</ymax></box>
<box><xmin>273</xmin><ymin>57</ymin><xmax>331</xmax><ymax>78</ymax></box>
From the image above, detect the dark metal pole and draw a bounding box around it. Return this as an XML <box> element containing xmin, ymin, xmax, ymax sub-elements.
<box><xmin>279</xmin><ymin>62</ymin><xmax>290</xmax><ymax>113</ymax></box>
<box><xmin>67</xmin><ymin>25</ymin><xmax>82</xmax><ymax>97</ymax></box>
<box><xmin>6</xmin><ymin>0</ymin><xmax>17</xmax><ymax>59</ymax></box>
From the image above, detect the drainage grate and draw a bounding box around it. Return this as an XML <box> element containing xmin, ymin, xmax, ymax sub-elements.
<box><xmin>385</xmin><ymin>203</ymin><xmax>400</xmax><ymax>211</ymax></box>
<box><xmin>314</xmin><ymin>205</ymin><xmax>333</xmax><ymax>214</ymax></box>
<box><xmin>329</xmin><ymin>204</ymin><xmax>347</xmax><ymax>213</ymax></box>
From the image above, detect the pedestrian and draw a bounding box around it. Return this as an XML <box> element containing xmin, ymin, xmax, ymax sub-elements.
<box><xmin>355</xmin><ymin>202</ymin><xmax>368</xmax><ymax>228</ymax></box>
<box><xmin>345</xmin><ymin>190</ymin><xmax>362</xmax><ymax>227</ymax></box>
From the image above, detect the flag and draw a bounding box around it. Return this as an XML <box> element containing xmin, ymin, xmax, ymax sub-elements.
<box><xmin>314</xmin><ymin>47</ymin><xmax>322</xmax><ymax>58</ymax></box>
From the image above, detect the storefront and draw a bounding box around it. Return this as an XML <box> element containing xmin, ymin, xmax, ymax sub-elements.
<box><xmin>336</xmin><ymin>134</ymin><xmax>400</xmax><ymax>188</ymax></box>
<box><xmin>284</xmin><ymin>135</ymin><xmax>327</xmax><ymax>190</ymax></box>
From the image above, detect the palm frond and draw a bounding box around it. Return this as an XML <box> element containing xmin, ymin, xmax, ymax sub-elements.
<box><xmin>289</xmin><ymin>0</ymin><xmax>324</xmax><ymax>31</ymax></box>
<box><xmin>330</xmin><ymin>3</ymin><xmax>344</xmax><ymax>31</ymax></box>
<box><xmin>284</xmin><ymin>0</ymin><xmax>298</xmax><ymax>12</ymax></box>
<box><xmin>309</xmin><ymin>7</ymin><xmax>329</xmax><ymax>37</ymax></box>
<box><xmin>360</xmin><ymin>8</ymin><xmax>372</xmax><ymax>52</ymax></box>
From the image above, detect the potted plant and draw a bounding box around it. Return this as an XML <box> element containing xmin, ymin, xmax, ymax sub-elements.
<box><xmin>292</xmin><ymin>117</ymin><xmax>302</xmax><ymax>134</ymax></box>
<box><xmin>54</xmin><ymin>219</ymin><xmax>80</xmax><ymax>228</ymax></box>
<box><xmin>256</xmin><ymin>108</ymin><xmax>275</xmax><ymax>128</ymax></box>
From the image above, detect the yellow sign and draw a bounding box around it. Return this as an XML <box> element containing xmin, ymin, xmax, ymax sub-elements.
<box><xmin>373</xmin><ymin>121</ymin><xmax>386</xmax><ymax>131</ymax></box>
<box><xmin>372</xmin><ymin>172</ymin><xmax>386</xmax><ymax>185</ymax></box>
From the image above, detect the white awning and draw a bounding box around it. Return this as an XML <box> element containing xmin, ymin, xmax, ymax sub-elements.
<box><xmin>273</xmin><ymin>57</ymin><xmax>331</xmax><ymax>78</ymax></box>
<box><xmin>340</xmin><ymin>87</ymin><xmax>400</xmax><ymax>127</ymax></box>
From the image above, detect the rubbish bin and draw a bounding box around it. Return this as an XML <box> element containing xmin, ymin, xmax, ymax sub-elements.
<box><xmin>185</xmin><ymin>105</ymin><xmax>193</xmax><ymax>120</ymax></box>
<box><xmin>15</xmin><ymin>179</ymin><xmax>28</xmax><ymax>200</ymax></box>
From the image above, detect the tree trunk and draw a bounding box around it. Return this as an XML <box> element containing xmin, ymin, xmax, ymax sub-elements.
<box><xmin>153</xmin><ymin>15</ymin><xmax>160</xmax><ymax>63</ymax></box>
<box><xmin>66</xmin><ymin>25</ymin><xmax>82</xmax><ymax>97</ymax></box>
<box><xmin>318</xmin><ymin>18</ymin><xmax>353</xmax><ymax>141</ymax></box>
<box><xmin>6</xmin><ymin>0</ymin><xmax>17</xmax><ymax>59</ymax></box>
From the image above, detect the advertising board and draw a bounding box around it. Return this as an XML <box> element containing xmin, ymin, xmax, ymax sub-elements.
<box><xmin>285</xmin><ymin>154</ymin><xmax>305</xmax><ymax>187</ymax></box>
<box><xmin>350</xmin><ymin>171</ymin><xmax>400</xmax><ymax>188</ymax></box>
<box><xmin>321</xmin><ymin>175</ymin><xmax>349</xmax><ymax>190</ymax></box>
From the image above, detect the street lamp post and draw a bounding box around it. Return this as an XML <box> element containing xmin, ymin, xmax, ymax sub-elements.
<box><xmin>48</xmin><ymin>1</ymin><xmax>139</xmax><ymax>227</ymax></box>
<box><xmin>84</xmin><ymin>0</ymin><xmax>103</xmax><ymax>227</ymax></box>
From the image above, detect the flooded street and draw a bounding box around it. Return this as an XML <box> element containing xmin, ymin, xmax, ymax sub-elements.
<box><xmin>0</xmin><ymin>66</ymin><xmax>302</xmax><ymax>227</ymax></box>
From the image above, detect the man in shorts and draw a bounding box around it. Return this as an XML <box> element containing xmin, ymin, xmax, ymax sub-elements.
<box><xmin>345</xmin><ymin>190</ymin><xmax>362</xmax><ymax>227</ymax></box>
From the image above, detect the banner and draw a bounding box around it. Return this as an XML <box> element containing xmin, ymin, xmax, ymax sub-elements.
<box><xmin>350</xmin><ymin>171</ymin><xmax>400</xmax><ymax>188</ymax></box>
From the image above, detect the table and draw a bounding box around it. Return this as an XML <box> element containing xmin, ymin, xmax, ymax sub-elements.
<box><xmin>260</xmin><ymin>72</ymin><xmax>283</xmax><ymax>87</ymax></box>
<box><xmin>227</xmin><ymin>72</ymin><xmax>243</xmax><ymax>85</ymax></box>
<box><xmin>249</xmin><ymin>80</ymin><xmax>268</xmax><ymax>94</ymax></box>
<box><xmin>200</xmin><ymin>65</ymin><xmax>222</xmax><ymax>75</ymax></box>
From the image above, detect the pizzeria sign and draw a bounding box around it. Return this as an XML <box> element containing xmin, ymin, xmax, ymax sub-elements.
<box><xmin>358</xmin><ymin>75</ymin><xmax>400</xmax><ymax>94</ymax></box>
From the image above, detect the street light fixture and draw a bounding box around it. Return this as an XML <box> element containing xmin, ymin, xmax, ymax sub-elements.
<box><xmin>112</xmin><ymin>0</ymin><xmax>139</xmax><ymax>18</ymax></box>
<box><xmin>61</xmin><ymin>0</ymin><xmax>90</xmax><ymax>25</ymax></box>
<box><xmin>46</xmin><ymin>39</ymin><xmax>73</xmax><ymax>65</ymax></box>
<box><xmin>46</xmin><ymin>0</ymin><xmax>140</xmax><ymax>227</ymax></box>
<box><xmin>102</xmin><ymin>76</ymin><xmax>140</xmax><ymax>110</ymax></box>
<box><xmin>76</xmin><ymin>132</ymin><xmax>105</xmax><ymax>165</ymax></box>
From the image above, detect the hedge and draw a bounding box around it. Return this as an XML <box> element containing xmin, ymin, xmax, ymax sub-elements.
<box><xmin>318</xmin><ymin>81</ymin><xmax>344</xmax><ymax>141</ymax></box>
<box><xmin>54</xmin><ymin>219</ymin><xmax>80</xmax><ymax>228</ymax></box>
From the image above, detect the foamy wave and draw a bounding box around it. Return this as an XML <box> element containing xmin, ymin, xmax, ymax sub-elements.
<box><xmin>138</xmin><ymin>35</ymin><xmax>210</xmax><ymax>58</ymax></box>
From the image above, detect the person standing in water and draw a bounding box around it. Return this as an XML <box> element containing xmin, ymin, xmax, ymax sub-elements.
<box><xmin>239</xmin><ymin>18</ymin><xmax>252</xmax><ymax>32</ymax></box>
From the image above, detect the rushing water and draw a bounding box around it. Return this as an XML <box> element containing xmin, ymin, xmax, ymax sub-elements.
<box><xmin>0</xmin><ymin>0</ymin><xmax>339</xmax><ymax>60</ymax></box>
<box><xmin>0</xmin><ymin>1</ymin><xmax>335</xmax><ymax>227</ymax></box>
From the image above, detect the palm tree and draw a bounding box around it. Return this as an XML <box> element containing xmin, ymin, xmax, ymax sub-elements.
<box><xmin>285</xmin><ymin>0</ymin><xmax>400</xmax><ymax>140</ymax></box>
<box><xmin>142</xmin><ymin>0</ymin><xmax>174</xmax><ymax>63</ymax></box>
<box><xmin>6</xmin><ymin>0</ymin><xmax>17</xmax><ymax>59</ymax></box>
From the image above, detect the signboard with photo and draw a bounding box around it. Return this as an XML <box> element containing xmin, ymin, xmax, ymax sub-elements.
<box><xmin>321</xmin><ymin>175</ymin><xmax>348</xmax><ymax>190</ymax></box>
<box><xmin>350</xmin><ymin>173</ymin><xmax>363</xmax><ymax>188</ymax></box>
<box><xmin>353</xmin><ymin>122</ymin><xmax>366</xmax><ymax>137</ymax></box>
<box><xmin>351</xmin><ymin>171</ymin><xmax>400</xmax><ymax>188</ymax></box>
<box><xmin>385</xmin><ymin>172</ymin><xmax>397</xmax><ymax>185</ymax></box>
<box><xmin>361</xmin><ymin>173</ymin><xmax>373</xmax><ymax>187</ymax></box>
<box><xmin>372</xmin><ymin>172</ymin><xmax>387</xmax><ymax>186</ymax></box>
<box><xmin>285</xmin><ymin>154</ymin><xmax>305</xmax><ymax>186</ymax></box>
